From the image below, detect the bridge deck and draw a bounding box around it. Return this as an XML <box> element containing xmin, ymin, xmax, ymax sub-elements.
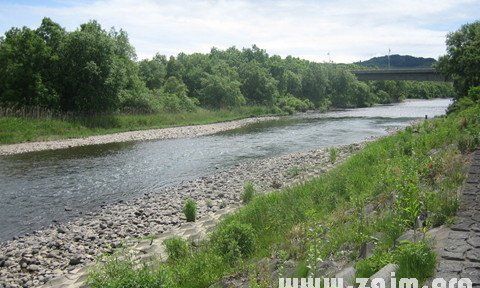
<box><xmin>352</xmin><ymin>68</ymin><xmax>447</xmax><ymax>82</ymax></box>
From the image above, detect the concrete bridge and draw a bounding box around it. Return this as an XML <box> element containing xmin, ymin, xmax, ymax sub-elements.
<box><xmin>352</xmin><ymin>68</ymin><xmax>448</xmax><ymax>82</ymax></box>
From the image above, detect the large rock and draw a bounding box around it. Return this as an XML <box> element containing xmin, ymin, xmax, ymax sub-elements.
<box><xmin>368</xmin><ymin>263</ymin><xmax>398</xmax><ymax>287</ymax></box>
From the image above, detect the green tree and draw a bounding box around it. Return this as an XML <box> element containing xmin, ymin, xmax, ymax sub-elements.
<box><xmin>239</xmin><ymin>61</ymin><xmax>278</xmax><ymax>105</ymax></box>
<box><xmin>198</xmin><ymin>74</ymin><xmax>245</xmax><ymax>108</ymax></box>
<box><xmin>139</xmin><ymin>54</ymin><xmax>167</xmax><ymax>90</ymax></box>
<box><xmin>58</xmin><ymin>21</ymin><xmax>137</xmax><ymax>113</ymax></box>
<box><xmin>0</xmin><ymin>25</ymin><xmax>59</xmax><ymax>108</ymax></box>
<box><xmin>438</xmin><ymin>21</ymin><xmax>480</xmax><ymax>97</ymax></box>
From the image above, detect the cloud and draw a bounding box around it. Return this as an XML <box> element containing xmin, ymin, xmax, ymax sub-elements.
<box><xmin>0</xmin><ymin>0</ymin><xmax>479</xmax><ymax>62</ymax></box>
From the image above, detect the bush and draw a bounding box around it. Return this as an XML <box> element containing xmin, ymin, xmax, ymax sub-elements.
<box><xmin>276</xmin><ymin>94</ymin><xmax>314</xmax><ymax>114</ymax></box>
<box><xmin>355</xmin><ymin>252</ymin><xmax>393</xmax><ymax>278</ymax></box>
<box><xmin>242</xmin><ymin>182</ymin><xmax>256</xmax><ymax>204</ymax></box>
<box><xmin>164</xmin><ymin>237</ymin><xmax>189</xmax><ymax>261</ymax></box>
<box><xmin>183</xmin><ymin>199</ymin><xmax>197</xmax><ymax>222</ymax></box>
<box><xmin>212</xmin><ymin>221</ymin><xmax>256</xmax><ymax>264</ymax></box>
<box><xmin>394</xmin><ymin>241</ymin><xmax>436</xmax><ymax>283</ymax></box>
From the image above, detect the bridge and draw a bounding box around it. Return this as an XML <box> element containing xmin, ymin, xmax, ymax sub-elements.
<box><xmin>352</xmin><ymin>68</ymin><xmax>448</xmax><ymax>82</ymax></box>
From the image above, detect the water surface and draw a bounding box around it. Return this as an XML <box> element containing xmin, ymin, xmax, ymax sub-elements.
<box><xmin>0</xmin><ymin>98</ymin><xmax>451</xmax><ymax>241</ymax></box>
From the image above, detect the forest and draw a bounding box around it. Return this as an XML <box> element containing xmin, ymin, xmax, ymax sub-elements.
<box><xmin>0</xmin><ymin>18</ymin><xmax>455</xmax><ymax>116</ymax></box>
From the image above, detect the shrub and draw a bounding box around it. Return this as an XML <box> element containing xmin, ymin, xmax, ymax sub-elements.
<box><xmin>355</xmin><ymin>251</ymin><xmax>393</xmax><ymax>278</ymax></box>
<box><xmin>212</xmin><ymin>221</ymin><xmax>256</xmax><ymax>264</ymax></box>
<box><xmin>183</xmin><ymin>198</ymin><xmax>197</xmax><ymax>222</ymax></box>
<box><xmin>242</xmin><ymin>182</ymin><xmax>256</xmax><ymax>204</ymax></box>
<box><xmin>276</xmin><ymin>94</ymin><xmax>314</xmax><ymax>114</ymax></box>
<box><xmin>164</xmin><ymin>237</ymin><xmax>189</xmax><ymax>261</ymax></box>
<box><xmin>394</xmin><ymin>241</ymin><xmax>436</xmax><ymax>283</ymax></box>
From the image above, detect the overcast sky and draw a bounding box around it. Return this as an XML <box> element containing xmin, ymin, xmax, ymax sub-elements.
<box><xmin>1</xmin><ymin>0</ymin><xmax>479</xmax><ymax>63</ymax></box>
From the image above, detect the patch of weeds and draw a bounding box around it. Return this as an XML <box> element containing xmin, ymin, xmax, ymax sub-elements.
<box><xmin>211</xmin><ymin>221</ymin><xmax>256</xmax><ymax>264</ymax></box>
<box><xmin>287</xmin><ymin>166</ymin><xmax>301</xmax><ymax>177</ymax></box>
<box><xmin>183</xmin><ymin>198</ymin><xmax>197</xmax><ymax>222</ymax></box>
<box><xmin>355</xmin><ymin>251</ymin><xmax>394</xmax><ymax>278</ymax></box>
<box><xmin>164</xmin><ymin>237</ymin><xmax>190</xmax><ymax>261</ymax></box>
<box><xmin>242</xmin><ymin>182</ymin><xmax>256</xmax><ymax>204</ymax></box>
<box><xmin>394</xmin><ymin>241</ymin><xmax>436</xmax><ymax>283</ymax></box>
<box><xmin>328</xmin><ymin>147</ymin><xmax>338</xmax><ymax>164</ymax></box>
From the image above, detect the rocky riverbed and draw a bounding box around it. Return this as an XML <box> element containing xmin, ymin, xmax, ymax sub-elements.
<box><xmin>0</xmin><ymin>142</ymin><xmax>364</xmax><ymax>288</ymax></box>
<box><xmin>0</xmin><ymin>116</ymin><xmax>278</xmax><ymax>156</ymax></box>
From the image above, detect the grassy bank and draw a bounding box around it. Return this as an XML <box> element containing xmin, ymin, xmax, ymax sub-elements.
<box><xmin>89</xmin><ymin>104</ymin><xmax>480</xmax><ymax>287</ymax></box>
<box><xmin>0</xmin><ymin>106</ymin><xmax>278</xmax><ymax>144</ymax></box>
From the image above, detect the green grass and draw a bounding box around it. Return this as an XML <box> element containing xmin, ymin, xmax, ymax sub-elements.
<box><xmin>88</xmin><ymin>104</ymin><xmax>480</xmax><ymax>288</ymax></box>
<box><xmin>0</xmin><ymin>106</ymin><xmax>279</xmax><ymax>144</ymax></box>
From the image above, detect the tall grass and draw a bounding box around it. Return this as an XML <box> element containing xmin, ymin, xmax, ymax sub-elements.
<box><xmin>0</xmin><ymin>106</ymin><xmax>279</xmax><ymax>144</ymax></box>
<box><xmin>88</xmin><ymin>104</ymin><xmax>480</xmax><ymax>288</ymax></box>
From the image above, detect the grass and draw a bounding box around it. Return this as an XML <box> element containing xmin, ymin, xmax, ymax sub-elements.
<box><xmin>0</xmin><ymin>106</ymin><xmax>279</xmax><ymax>144</ymax></box>
<box><xmin>88</xmin><ymin>104</ymin><xmax>480</xmax><ymax>288</ymax></box>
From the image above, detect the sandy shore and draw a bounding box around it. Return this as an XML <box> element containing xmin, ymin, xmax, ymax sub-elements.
<box><xmin>0</xmin><ymin>142</ymin><xmax>364</xmax><ymax>288</ymax></box>
<box><xmin>0</xmin><ymin>116</ymin><xmax>279</xmax><ymax>156</ymax></box>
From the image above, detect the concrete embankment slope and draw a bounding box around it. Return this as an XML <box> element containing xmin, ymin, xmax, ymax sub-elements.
<box><xmin>0</xmin><ymin>116</ymin><xmax>278</xmax><ymax>156</ymax></box>
<box><xmin>434</xmin><ymin>148</ymin><xmax>480</xmax><ymax>283</ymax></box>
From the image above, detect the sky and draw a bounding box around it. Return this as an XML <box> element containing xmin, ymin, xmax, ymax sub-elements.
<box><xmin>0</xmin><ymin>0</ymin><xmax>479</xmax><ymax>63</ymax></box>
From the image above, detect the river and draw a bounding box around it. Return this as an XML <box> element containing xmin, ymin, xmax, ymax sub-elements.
<box><xmin>0</xmin><ymin>98</ymin><xmax>451</xmax><ymax>241</ymax></box>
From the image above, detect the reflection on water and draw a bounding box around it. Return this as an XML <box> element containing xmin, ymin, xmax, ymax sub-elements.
<box><xmin>0</xmin><ymin>99</ymin><xmax>451</xmax><ymax>241</ymax></box>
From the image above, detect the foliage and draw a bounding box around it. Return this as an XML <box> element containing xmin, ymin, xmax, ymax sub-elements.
<box><xmin>164</xmin><ymin>237</ymin><xmax>190</xmax><ymax>261</ymax></box>
<box><xmin>242</xmin><ymin>182</ymin><xmax>256</xmax><ymax>204</ymax></box>
<box><xmin>0</xmin><ymin>18</ymin><xmax>455</xmax><ymax>115</ymax></box>
<box><xmin>276</xmin><ymin>94</ymin><xmax>313</xmax><ymax>114</ymax></box>
<box><xmin>198</xmin><ymin>74</ymin><xmax>245</xmax><ymax>108</ymax></box>
<box><xmin>355</xmin><ymin>252</ymin><xmax>393</xmax><ymax>278</ymax></box>
<box><xmin>394</xmin><ymin>241</ymin><xmax>436</xmax><ymax>283</ymax></box>
<box><xmin>183</xmin><ymin>198</ymin><xmax>197</xmax><ymax>222</ymax></box>
<box><xmin>438</xmin><ymin>20</ymin><xmax>480</xmax><ymax>97</ymax></box>
<box><xmin>87</xmin><ymin>257</ymin><xmax>174</xmax><ymax>288</ymax></box>
<box><xmin>211</xmin><ymin>221</ymin><xmax>256</xmax><ymax>264</ymax></box>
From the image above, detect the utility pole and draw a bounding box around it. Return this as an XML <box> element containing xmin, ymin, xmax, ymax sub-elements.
<box><xmin>387</xmin><ymin>48</ymin><xmax>391</xmax><ymax>69</ymax></box>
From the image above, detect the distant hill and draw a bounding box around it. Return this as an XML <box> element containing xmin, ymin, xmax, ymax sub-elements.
<box><xmin>355</xmin><ymin>55</ymin><xmax>436</xmax><ymax>69</ymax></box>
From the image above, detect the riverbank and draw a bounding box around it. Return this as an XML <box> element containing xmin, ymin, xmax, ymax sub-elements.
<box><xmin>0</xmin><ymin>142</ymin><xmax>362</xmax><ymax>287</ymax></box>
<box><xmin>0</xmin><ymin>114</ymin><xmax>278</xmax><ymax>156</ymax></box>
<box><xmin>87</xmin><ymin>104</ymin><xmax>479</xmax><ymax>288</ymax></box>
<box><xmin>0</xmin><ymin>106</ymin><xmax>279</xmax><ymax>147</ymax></box>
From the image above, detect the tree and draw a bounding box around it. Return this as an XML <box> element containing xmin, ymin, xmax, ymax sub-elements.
<box><xmin>198</xmin><ymin>74</ymin><xmax>245</xmax><ymax>108</ymax></box>
<box><xmin>438</xmin><ymin>21</ymin><xmax>480</xmax><ymax>97</ymax></box>
<box><xmin>0</xmin><ymin>25</ymin><xmax>59</xmax><ymax>108</ymax></box>
<box><xmin>239</xmin><ymin>61</ymin><xmax>278</xmax><ymax>105</ymax></box>
<box><xmin>301</xmin><ymin>63</ymin><xmax>329</xmax><ymax>106</ymax></box>
<box><xmin>139</xmin><ymin>54</ymin><xmax>167</xmax><ymax>90</ymax></box>
<box><xmin>281</xmin><ymin>70</ymin><xmax>302</xmax><ymax>97</ymax></box>
<box><xmin>58</xmin><ymin>21</ymin><xmax>127</xmax><ymax>112</ymax></box>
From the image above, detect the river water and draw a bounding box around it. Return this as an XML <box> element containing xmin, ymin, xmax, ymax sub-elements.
<box><xmin>0</xmin><ymin>98</ymin><xmax>451</xmax><ymax>241</ymax></box>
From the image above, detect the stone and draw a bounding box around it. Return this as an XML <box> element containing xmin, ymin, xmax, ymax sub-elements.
<box><xmin>465</xmin><ymin>249</ymin><xmax>480</xmax><ymax>262</ymax></box>
<box><xmin>335</xmin><ymin>266</ymin><xmax>356</xmax><ymax>287</ymax></box>
<box><xmin>69</xmin><ymin>256</ymin><xmax>82</xmax><ymax>266</ymax></box>
<box><xmin>467</xmin><ymin>236</ymin><xmax>480</xmax><ymax>248</ymax></box>
<box><xmin>451</xmin><ymin>219</ymin><xmax>474</xmax><ymax>232</ymax></box>
<box><xmin>369</xmin><ymin>264</ymin><xmax>398</xmax><ymax>287</ymax></box>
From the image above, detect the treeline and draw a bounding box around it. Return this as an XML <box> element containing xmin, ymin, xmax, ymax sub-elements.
<box><xmin>0</xmin><ymin>18</ymin><xmax>455</xmax><ymax>115</ymax></box>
